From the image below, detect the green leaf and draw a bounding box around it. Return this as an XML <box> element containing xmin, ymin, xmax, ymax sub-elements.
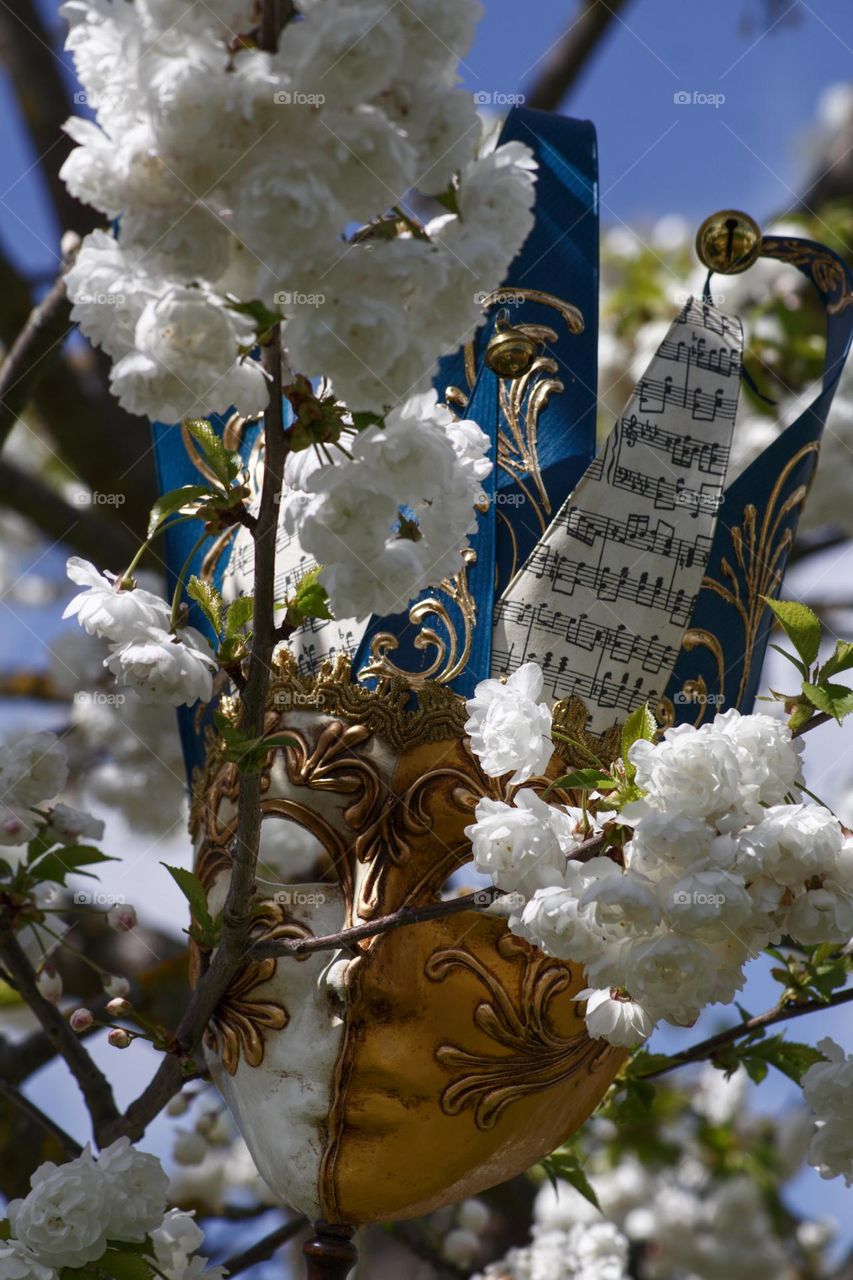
<box><xmin>147</xmin><ymin>485</ymin><xmax>212</xmax><ymax>538</ymax></box>
<box><xmin>184</xmin><ymin>418</ymin><xmax>241</xmax><ymax>489</ymax></box>
<box><xmin>187</xmin><ymin>575</ymin><xmax>223</xmax><ymax>635</ymax></box>
<box><xmin>288</xmin><ymin>567</ymin><xmax>331</xmax><ymax>625</ymax></box>
<box><xmin>349</xmin><ymin>410</ymin><xmax>384</xmax><ymax>432</ymax></box>
<box><xmin>820</xmin><ymin>640</ymin><xmax>853</xmax><ymax>683</ymax></box>
<box><xmin>0</xmin><ymin>1219</ymin><xmax>9</xmax><ymax>1241</ymax></box>
<box><xmin>546</xmin><ymin>768</ymin><xmax>616</xmax><ymax>794</ymax></box>
<box><xmin>227</xmin><ymin>297</ymin><xmax>281</xmax><ymax>337</ymax></box>
<box><xmin>621</xmin><ymin>702</ymin><xmax>657</xmax><ymax>782</ymax></box>
<box><xmin>747</xmin><ymin>1035</ymin><xmax>827</xmax><ymax>1084</ymax></box>
<box><xmin>433</xmin><ymin>184</ymin><xmax>461</xmax><ymax>217</ymax></box>
<box><xmin>28</xmin><ymin>845</ymin><xmax>117</xmax><ymax>887</ymax></box>
<box><xmin>225</xmin><ymin>595</ymin><xmax>254</xmax><ymax>637</ymax></box>
<box><xmin>802</xmin><ymin>681</ymin><xmax>853</xmax><ymax>722</ymax></box>
<box><xmin>624</xmin><ymin>1049</ymin><xmax>674</xmax><ymax>1078</ymax></box>
<box><xmin>539</xmin><ymin>1150</ymin><xmax>600</xmax><ymax>1210</ymax></box>
<box><xmin>161</xmin><ymin>864</ymin><xmax>213</xmax><ymax>933</ymax></box>
<box><xmin>97</xmin><ymin>1249</ymin><xmax>156</xmax><ymax>1280</ymax></box>
<box><xmin>762</xmin><ymin>596</ymin><xmax>821</xmax><ymax>669</ymax></box>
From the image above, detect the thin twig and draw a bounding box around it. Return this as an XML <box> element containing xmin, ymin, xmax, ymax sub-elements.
<box><xmin>0</xmin><ymin>1077</ymin><xmax>83</xmax><ymax>1160</ymax></box>
<box><xmin>636</xmin><ymin>984</ymin><xmax>853</xmax><ymax>1080</ymax></box>
<box><xmin>0</xmin><ymin>925</ymin><xmax>121</xmax><ymax>1142</ymax></box>
<box><xmin>219</xmin><ymin>1217</ymin><xmax>307</xmax><ymax>1276</ymax></box>
<box><xmin>250</xmin><ymin>887</ymin><xmax>504</xmax><ymax>960</ymax></box>
<box><xmin>0</xmin><ymin>272</ymin><xmax>73</xmax><ymax>452</ymax></box>
<box><xmin>793</xmin><ymin>712</ymin><xmax>833</xmax><ymax>738</ymax></box>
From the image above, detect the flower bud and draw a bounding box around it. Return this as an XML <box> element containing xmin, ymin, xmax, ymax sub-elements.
<box><xmin>69</xmin><ymin>1007</ymin><xmax>94</xmax><ymax>1032</ymax></box>
<box><xmin>36</xmin><ymin>963</ymin><xmax>62</xmax><ymax>1003</ymax></box>
<box><xmin>106</xmin><ymin>997</ymin><xmax>132</xmax><ymax>1018</ymax></box>
<box><xmin>458</xmin><ymin>1199</ymin><xmax>490</xmax><ymax>1233</ymax></box>
<box><xmin>103</xmin><ymin>973</ymin><xmax>130</xmax><ymax>998</ymax></box>
<box><xmin>172</xmin><ymin>1129</ymin><xmax>209</xmax><ymax>1166</ymax></box>
<box><xmin>166</xmin><ymin>1092</ymin><xmax>190</xmax><ymax>1118</ymax></box>
<box><xmin>108</xmin><ymin>1027</ymin><xmax>132</xmax><ymax>1049</ymax></box>
<box><xmin>442</xmin><ymin>1228</ymin><xmax>480</xmax><ymax>1266</ymax></box>
<box><xmin>107</xmin><ymin>904</ymin><xmax>137</xmax><ymax>933</ymax></box>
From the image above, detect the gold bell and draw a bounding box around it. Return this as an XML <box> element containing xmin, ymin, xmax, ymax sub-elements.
<box><xmin>484</xmin><ymin>311</ymin><xmax>540</xmax><ymax>378</ymax></box>
<box><xmin>695</xmin><ymin>209</ymin><xmax>763</xmax><ymax>275</ymax></box>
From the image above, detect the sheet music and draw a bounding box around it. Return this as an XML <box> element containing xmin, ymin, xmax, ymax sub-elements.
<box><xmin>492</xmin><ymin>297</ymin><xmax>743</xmax><ymax>734</ymax></box>
<box><xmin>220</xmin><ymin>496</ymin><xmax>368</xmax><ymax>677</ymax></box>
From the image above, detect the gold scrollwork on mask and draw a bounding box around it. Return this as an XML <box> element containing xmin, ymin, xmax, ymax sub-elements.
<box><xmin>425</xmin><ymin>934</ymin><xmax>611</xmax><ymax>1131</ymax></box>
<box><xmin>673</xmin><ymin>442</ymin><xmax>819</xmax><ymax>713</ymax></box>
<box><xmin>360</xmin><ymin>549</ymin><xmax>478</xmax><ymax>688</ymax></box>
<box><xmin>765</xmin><ymin>239</ymin><xmax>853</xmax><ymax>314</ymax></box>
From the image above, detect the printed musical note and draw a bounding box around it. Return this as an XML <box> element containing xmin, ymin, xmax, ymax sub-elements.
<box><xmin>493</xmin><ymin>296</ymin><xmax>743</xmax><ymax>736</ymax></box>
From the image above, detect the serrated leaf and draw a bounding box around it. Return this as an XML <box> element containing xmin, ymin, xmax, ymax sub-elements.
<box><xmin>147</xmin><ymin>485</ymin><xmax>212</xmax><ymax>538</ymax></box>
<box><xmin>622</xmin><ymin>702</ymin><xmax>657</xmax><ymax>782</ymax></box>
<box><xmin>28</xmin><ymin>845</ymin><xmax>116</xmax><ymax>887</ymax></box>
<box><xmin>762</xmin><ymin>596</ymin><xmax>821</xmax><ymax>669</ymax></box>
<box><xmin>184</xmin><ymin>418</ymin><xmax>241</xmax><ymax>489</ymax></box>
<box><xmin>547</xmin><ymin>769</ymin><xmax>616</xmax><ymax>794</ymax></box>
<box><xmin>289</xmin><ymin>567</ymin><xmax>331</xmax><ymax>624</ymax></box>
<box><xmin>821</xmin><ymin>640</ymin><xmax>853</xmax><ymax>683</ymax></box>
<box><xmin>162</xmin><ymin>864</ymin><xmax>212</xmax><ymax>933</ymax></box>
<box><xmin>744</xmin><ymin>1035</ymin><xmax>826</xmax><ymax>1084</ymax></box>
<box><xmin>225</xmin><ymin>595</ymin><xmax>254</xmax><ymax>637</ymax></box>
<box><xmin>187</xmin><ymin>575</ymin><xmax>223</xmax><ymax>635</ymax></box>
<box><xmin>802</xmin><ymin>681</ymin><xmax>853</xmax><ymax>722</ymax></box>
<box><xmin>540</xmin><ymin>1152</ymin><xmax>600</xmax><ymax>1210</ymax></box>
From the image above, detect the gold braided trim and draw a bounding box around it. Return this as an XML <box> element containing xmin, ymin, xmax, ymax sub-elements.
<box><xmin>266</xmin><ymin>651</ymin><xmax>469</xmax><ymax>750</ymax></box>
<box><xmin>551</xmin><ymin>695</ymin><xmax>624</xmax><ymax>768</ymax></box>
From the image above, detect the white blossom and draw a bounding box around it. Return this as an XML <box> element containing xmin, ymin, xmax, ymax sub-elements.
<box><xmin>105</xmin><ymin>625</ymin><xmax>216</xmax><ymax>706</ymax></box>
<box><xmin>0</xmin><ymin>1241</ymin><xmax>57</xmax><ymax>1280</ymax></box>
<box><xmin>8</xmin><ymin>1152</ymin><xmax>109</xmax><ymax>1268</ymax></box>
<box><xmin>0</xmin><ymin>732</ymin><xmax>68</xmax><ymax>809</ymax></box>
<box><xmin>46</xmin><ymin>802</ymin><xmax>105</xmax><ymax>845</ymax></box>
<box><xmin>579</xmin><ymin>988</ymin><xmax>653</xmax><ymax>1047</ymax></box>
<box><xmin>64</xmin><ymin>557</ymin><xmax>171</xmax><ymax>642</ymax></box>
<box><xmin>465</xmin><ymin>791</ymin><xmax>585</xmax><ymax>894</ymax></box>
<box><xmin>96</xmin><ymin>1138</ymin><xmax>170</xmax><ymax>1241</ymax></box>
<box><xmin>465</xmin><ymin>663</ymin><xmax>554</xmax><ymax>784</ymax></box>
<box><xmin>802</xmin><ymin>1038</ymin><xmax>853</xmax><ymax>1184</ymax></box>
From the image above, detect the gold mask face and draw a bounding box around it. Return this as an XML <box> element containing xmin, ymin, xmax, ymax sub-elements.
<box><xmin>190</xmin><ymin>655</ymin><xmax>626</xmax><ymax>1225</ymax></box>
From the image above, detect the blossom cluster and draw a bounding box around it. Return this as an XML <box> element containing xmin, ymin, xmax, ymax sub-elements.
<box><xmin>0</xmin><ymin>729</ymin><xmax>101</xmax><ymax>855</ymax></box>
<box><xmin>64</xmin><ymin>557</ymin><xmax>216</xmax><ymax>706</ymax></box>
<box><xmin>801</xmin><ymin>1037</ymin><xmax>853</xmax><ymax>1185</ymax></box>
<box><xmin>283</xmin><ymin>389</ymin><xmax>492</xmax><ymax>617</ymax></box>
<box><xmin>61</xmin><ymin>0</ymin><xmax>536</xmax><ymax>423</ymax></box>
<box><xmin>464</xmin><ymin>662</ymin><xmax>853</xmax><ymax>1044</ymax></box>
<box><xmin>1</xmin><ymin>1139</ymin><xmax>222</xmax><ymax>1279</ymax></box>
<box><xmin>470</xmin><ymin>1217</ymin><xmax>629</xmax><ymax>1280</ymax></box>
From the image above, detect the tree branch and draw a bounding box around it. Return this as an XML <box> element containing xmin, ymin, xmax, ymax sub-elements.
<box><xmin>0</xmin><ymin>1077</ymin><xmax>83</xmax><ymax>1161</ymax></box>
<box><xmin>219</xmin><ymin>1217</ymin><xmax>307</xmax><ymax>1276</ymax></box>
<box><xmin>523</xmin><ymin>0</ymin><xmax>633</xmax><ymax>112</ymax></box>
<box><xmin>0</xmin><ymin>456</ymin><xmax>137</xmax><ymax>563</ymax></box>
<box><xmin>637</xmin><ymin>984</ymin><xmax>853</xmax><ymax>1080</ymax></box>
<box><xmin>0</xmin><ymin>270</ymin><xmax>74</xmax><ymax>453</ymax></box>
<box><xmin>250</xmin><ymin>887</ymin><xmax>504</xmax><ymax>960</ymax></box>
<box><xmin>0</xmin><ymin>925</ymin><xmax>121</xmax><ymax>1143</ymax></box>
